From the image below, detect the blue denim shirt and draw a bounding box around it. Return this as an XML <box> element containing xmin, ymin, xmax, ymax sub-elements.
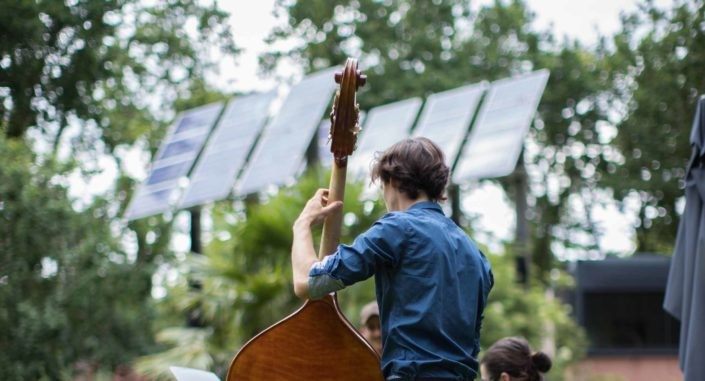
<box><xmin>309</xmin><ymin>201</ymin><xmax>494</xmax><ymax>380</ymax></box>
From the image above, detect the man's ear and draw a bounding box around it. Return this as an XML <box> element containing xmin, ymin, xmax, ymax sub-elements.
<box><xmin>500</xmin><ymin>372</ymin><xmax>511</xmax><ymax>381</ymax></box>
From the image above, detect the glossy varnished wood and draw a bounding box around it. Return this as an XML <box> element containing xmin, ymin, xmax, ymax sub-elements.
<box><xmin>226</xmin><ymin>295</ymin><xmax>383</xmax><ymax>380</ymax></box>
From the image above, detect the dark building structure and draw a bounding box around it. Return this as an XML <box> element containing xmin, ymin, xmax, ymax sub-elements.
<box><xmin>567</xmin><ymin>255</ymin><xmax>681</xmax><ymax>381</ymax></box>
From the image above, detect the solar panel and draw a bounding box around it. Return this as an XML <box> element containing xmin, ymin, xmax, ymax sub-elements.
<box><xmin>453</xmin><ymin>70</ymin><xmax>550</xmax><ymax>182</ymax></box>
<box><xmin>412</xmin><ymin>82</ymin><xmax>488</xmax><ymax>166</ymax></box>
<box><xmin>348</xmin><ymin>97</ymin><xmax>423</xmax><ymax>179</ymax></box>
<box><xmin>235</xmin><ymin>67</ymin><xmax>338</xmax><ymax>195</ymax></box>
<box><xmin>178</xmin><ymin>91</ymin><xmax>276</xmax><ymax>209</ymax></box>
<box><xmin>316</xmin><ymin>118</ymin><xmax>334</xmax><ymax>168</ymax></box>
<box><xmin>125</xmin><ymin>102</ymin><xmax>224</xmax><ymax>220</ymax></box>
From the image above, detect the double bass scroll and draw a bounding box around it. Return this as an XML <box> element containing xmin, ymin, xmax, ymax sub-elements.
<box><xmin>319</xmin><ymin>58</ymin><xmax>366</xmax><ymax>258</ymax></box>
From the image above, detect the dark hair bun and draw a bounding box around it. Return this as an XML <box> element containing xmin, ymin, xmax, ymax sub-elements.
<box><xmin>531</xmin><ymin>351</ymin><xmax>552</xmax><ymax>373</ymax></box>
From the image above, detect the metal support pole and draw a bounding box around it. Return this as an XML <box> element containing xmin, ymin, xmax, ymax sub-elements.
<box><xmin>189</xmin><ymin>207</ymin><xmax>202</xmax><ymax>254</ymax></box>
<box><xmin>449</xmin><ymin>184</ymin><xmax>463</xmax><ymax>226</ymax></box>
<box><xmin>514</xmin><ymin>154</ymin><xmax>530</xmax><ymax>286</ymax></box>
<box><xmin>187</xmin><ymin>207</ymin><xmax>204</xmax><ymax>327</ymax></box>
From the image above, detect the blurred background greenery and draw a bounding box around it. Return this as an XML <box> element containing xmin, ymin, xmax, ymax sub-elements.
<box><xmin>2</xmin><ymin>0</ymin><xmax>702</xmax><ymax>379</ymax></box>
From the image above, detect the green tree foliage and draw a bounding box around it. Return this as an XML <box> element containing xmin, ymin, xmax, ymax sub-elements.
<box><xmin>524</xmin><ymin>42</ymin><xmax>616</xmax><ymax>271</ymax></box>
<box><xmin>0</xmin><ymin>0</ymin><xmax>123</xmax><ymax>139</ymax></box>
<box><xmin>0</xmin><ymin>0</ymin><xmax>239</xmax><ymax>274</ymax></box>
<box><xmin>0</xmin><ymin>135</ymin><xmax>155</xmax><ymax>379</ymax></box>
<box><xmin>0</xmin><ymin>0</ymin><xmax>237</xmax><ymax>152</ymax></box>
<box><xmin>262</xmin><ymin>0</ymin><xmax>543</xmax><ymax>107</ymax></box>
<box><xmin>263</xmin><ymin>0</ymin><xmax>475</xmax><ymax>109</ymax></box>
<box><xmin>603</xmin><ymin>0</ymin><xmax>705</xmax><ymax>253</ymax></box>
<box><xmin>0</xmin><ymin>0</ymin><xmax>239</xmax><ymax>378</ymax></box>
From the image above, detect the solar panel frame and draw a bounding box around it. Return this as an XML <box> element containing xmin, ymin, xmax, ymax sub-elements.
<box><xmin>125</xmin><ymin>101</ymin><xmax>224</xmax><ymax>220</ymax></box>
<box><xmin>178</xmin><ymin>91</ymin><xmax>276</xmax><ymax>209</ymax></box>
<box><xmin>412</xmin><ymin>82</ymin><xmax>488</xmax><ymax>167</ymax></box>
<box><xmin>235</xmin><ymin>67</ymin><xmax>339</xmax><ymax>196</ymax></box>
<box><xmin>452</xmin><ymin>70</ymin><xmax>550</xmax><ymax>182</ymax></box>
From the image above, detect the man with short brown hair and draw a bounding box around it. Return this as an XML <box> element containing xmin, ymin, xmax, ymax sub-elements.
<box><xmin>291</xmin><ymin>137</ymin><xmax>494</xmax><ymax>380</ymax></box>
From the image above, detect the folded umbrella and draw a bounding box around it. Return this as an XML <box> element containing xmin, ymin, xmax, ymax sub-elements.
<box><xmin>663</xmin><ymin>95</ymin><xmax>705</xmax><ymax>381</ymax></box>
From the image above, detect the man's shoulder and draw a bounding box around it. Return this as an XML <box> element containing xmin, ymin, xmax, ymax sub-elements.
<box><xmin>366</xmin><ymin>211</ymin><xmax>412</xmax><ymax>237</ymax></box>
<box><xmin>378</xmin><ymin>210</ymin><xmax>409</xmax><ymax>223</ymax></box>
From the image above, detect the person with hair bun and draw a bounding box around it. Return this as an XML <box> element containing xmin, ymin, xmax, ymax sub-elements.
<box><xmin>291</xmin><ymin>137</ymin><xmax>494</xmax><ymax>380</ymax></box>
<box><xmin>480</xmin><ymin>337</ymin><xmax>552</xmax><ymax>381</ymax></box>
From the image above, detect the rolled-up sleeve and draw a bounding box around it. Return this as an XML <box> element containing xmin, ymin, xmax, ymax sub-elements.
<box><xmin>308</xmin><ymin>256</ymin><xmax>346</xmax><ymax>299</ymax></box>
<box><xmin>307</xmin><ymin>213</ymin><xmax>407</xmax><ymax>298</ymax></box>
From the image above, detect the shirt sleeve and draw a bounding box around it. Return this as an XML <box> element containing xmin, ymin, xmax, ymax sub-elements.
<box><xmin>307</xmin><ymin>256</ymin><xmax>346</xmax><ymax>300</ymax></box>
<box><xmin>308</xmin><ymin>213</ymin><xmax>408</xmax><ymax>293</ymax></box>
<box><xmin>473</xmin><ymin>250</ymin><xmax>494</xmax><ymax>353</ymax></box>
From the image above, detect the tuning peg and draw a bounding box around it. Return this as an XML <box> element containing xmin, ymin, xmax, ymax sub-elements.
<box><xmin>356</xmin><ymin>71</ymin><xmax>367</xmax><ymax>88</ymax></box>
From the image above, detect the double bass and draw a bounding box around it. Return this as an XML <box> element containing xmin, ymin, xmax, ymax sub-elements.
<box><xmin>227</xmin><ymin>59</ymin><xmax>384</xmax><ymax>380</ymax></box>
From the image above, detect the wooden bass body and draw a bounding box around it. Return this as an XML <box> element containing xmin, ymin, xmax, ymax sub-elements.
<box><xmin>226</xmin><ymin>295</ymin><xmax>382</xmax><ymax>380</ymax></box>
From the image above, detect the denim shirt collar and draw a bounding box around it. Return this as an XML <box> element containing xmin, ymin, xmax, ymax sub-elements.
<box><xmin>407</xmin><ymin>201</ymin><xmax>443</xmax><ymax>213</ymax></box>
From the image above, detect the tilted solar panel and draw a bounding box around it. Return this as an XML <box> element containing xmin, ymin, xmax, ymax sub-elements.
<box><xmin>125</xmin><ymin>102</ymin><xmax>223</xmax><ymax>220</ymax></box>
<box><xmin>453</xmin><ymin>70</ymin><xmax>550</xmax><ymax>182</ymax></box>
<box><xmin>412</xmin><ymin>82</ymin><xmax>487</xmax><ymax>167</ymax></box>
<box><xmin>179</xmin><ymin>91</ymin><xmax>276</xmax><ymax>209</ymax></box>
<box><xmin>348</xmin><ymin>97</ymin><xmax>423</xmax><ymax>179</ymax></box>
<box><xmin>235</xmin><ymin>68</ymin><xmax>338</xmax><ymax>196</ymax></box>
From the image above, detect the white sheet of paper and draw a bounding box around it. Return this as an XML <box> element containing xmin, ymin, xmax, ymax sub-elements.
<box><xmin>169</xmin><ymin>366</ymin><xmax>221</xmax><ymax>381</ymax></box>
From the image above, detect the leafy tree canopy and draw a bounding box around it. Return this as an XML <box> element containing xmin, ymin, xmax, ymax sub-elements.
<box><xmin>603</xmin><ymin>0</ymin><xmax>705</xmax><ymax>253</ymax></box>
<box><xmin>0</xmin><ymin>135</ymin><xmax>155</xmax><ymax>379</ymax></box>
<box><xmin>0</xmin><ymin>0</ymin><xmax>237</xmax><ymax>155</ymax></box>
<box><xmin>0</xmin><ymin>0</ymin><xmax>240</xmax><ymax>378</ymax></box>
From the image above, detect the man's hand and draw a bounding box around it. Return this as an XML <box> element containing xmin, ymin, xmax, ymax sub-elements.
<box><xmin>291</xmin><ymin>189</ymin><xmax>343</xmax><ymax>299</ymax></box>
<box><xmin>295</xmin><ymin>188</ymin><xmax>343</xmax><ymax>228</ymax></box>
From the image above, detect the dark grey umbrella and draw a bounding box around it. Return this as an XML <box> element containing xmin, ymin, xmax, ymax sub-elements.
<box><xmin>663</xmin><ymin>95</ymin><xmax>705</xmax><ymax>381</ymax></box>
